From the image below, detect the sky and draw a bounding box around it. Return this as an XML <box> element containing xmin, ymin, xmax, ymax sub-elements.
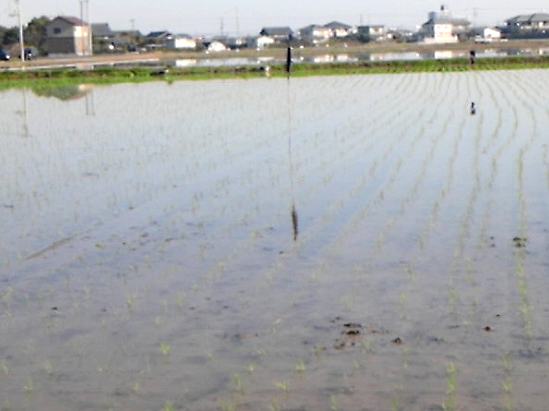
<box><xmin>1</xmin><ymin>0</ymin><xmax>549</xmax><ymax>36</ymax></box>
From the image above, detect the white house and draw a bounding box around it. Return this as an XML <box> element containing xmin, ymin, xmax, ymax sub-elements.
<box><xmin>324</xmin><ymin>21</ymin><xmax>354</xmax><ymax>38</ymax></box>
<box><xmin>248</xmin><ymin>35</ymin><xmax>275</xmax><ymax>49</ymax></box>
<box><xmin>167</xmin><ymin>34</ymin><xmax>196</xmax><ymax>50</ymax></box>
<box><xmin>418</xmin><ymin>6</ymin><xmax>470</xmax><ymax>44</ymax></box>
<box><xmin>474</xmin><ymin>27</ymin><xmax>501</xmax><ymax>42</ymax></box>
<box><xmin>207</xmin><ymin>41</ymin><xmax>226</xmax><ymax>52</ymax></box>
<box><xmin>46</xmin><ymin>16</ymin><xmax>92</xmax><ymax>56</ymax></box>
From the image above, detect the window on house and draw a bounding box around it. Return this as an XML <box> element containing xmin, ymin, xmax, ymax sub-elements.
<box><xmin>54</xmin><ymin>28</ymin><xmax>61</xmax><ymax>34</ymax></box>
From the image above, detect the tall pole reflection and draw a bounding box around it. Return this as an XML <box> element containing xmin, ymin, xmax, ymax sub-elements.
<box><xmin>14</xmin><ymin>88</ymin><xmax>30</xmax><ymax>138</ymax></box>
<box><xmin>85</xmin><ymin>87</ymin><xmax>96</xmax><ymax>116</ymax></box>
<box><xmin>286</xmin><ymin>38</ymin><xmax>298</xmax><ymax>241</ymax></box>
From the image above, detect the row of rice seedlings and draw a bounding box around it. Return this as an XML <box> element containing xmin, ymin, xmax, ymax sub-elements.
<box><xmin>375</xmin><ymin>74</ymin><xmax>466</xmax><ymax>250</ymax></box>
<box><xmin>292</xmin><ymin>74</ymin><xmax>439</xmax><ymax>255</ymax></box>
<box><xmin>515</xmin><ymin>151</ymin><xmax>533</xmax><ymax>338</ymax></box>
<box><xmin>299</xmin><ymin>73</ymin><xmax>448</xmax><ymax>265</ymax></box>
<box><xmin>509</xmin><ymin>70</ymin><xmax>543</xmax><ymax>339</ymax></box>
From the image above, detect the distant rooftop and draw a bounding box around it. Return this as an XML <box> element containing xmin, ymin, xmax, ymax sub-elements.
<box><xmin>506</xmin><ymin>13</ymin><xmax>549</xmax><ymax>24</ymax></box>
<box><xmin>260</xmin><ymin>27</ymin><xmax>293</xmax><ymax>37</ymax></box>
<box><xmin>54</xmin><ymin>16</ymin><xmax>87</xmax><ymax>26</ymax></box>
<box><xmin>92</xmin><ymin>23</ymin><xmax>114</xmax><ymax>37</ymax></box>
<box><xmin>324</xmin><ymin>21</ymin><xmax>352</xmax><ymax>30</ymax></box>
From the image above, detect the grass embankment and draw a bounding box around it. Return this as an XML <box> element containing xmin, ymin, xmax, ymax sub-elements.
<box><xmin>1</xmin><ymin>56</ymin><xmax>549</xmax><ymax>90</ymax></box>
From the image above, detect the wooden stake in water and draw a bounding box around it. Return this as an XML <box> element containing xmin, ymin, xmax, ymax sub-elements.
<box><xmin>286</xmin><ymin>45</ymin><xmax>292</xmax><ymax>77</ymax></box>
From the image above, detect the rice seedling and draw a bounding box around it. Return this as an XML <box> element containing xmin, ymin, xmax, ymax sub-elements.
<box><xmin>24</xmin><ymin>377</ymin><xmax>34</xmax><ymax>393</ymax></box>
<box><xmin>233</xmin><ymin>373</ymin><xmax>243</xmax><ymax>393</ymax></box>
<box><xmin>443</xmin><ymin>362</ymin><xmax>458</xmax><ymax>411</ymax></box>
<box><xmin>160</xmin><ymin>343</ymin><xmax>170</xmax><ymax>356</ymax></box>
<box><xmin>44</xmin><ymin>360</ymin><xmax>53</xmax><ymax>375</ymax></box>
<box><xmin>268</xmin><ymin>400</ymin><xmax>282</xmax><ymax>411</ymax></box>
<box><xmin>295</xmin><ymin>360</ymin><xmax>306</xmax><ymax>373</ymax></box>
<box><xmin>330</xmin><ymin>395</ymin><xmax>339</xmax><ymax>411</ymax></box>
<box><xmin>163</xmin><ymin>400</ymin><xmax>174</xmax><ymax>411</ymax></box>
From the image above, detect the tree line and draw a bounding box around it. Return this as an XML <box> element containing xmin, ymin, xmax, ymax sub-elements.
<box><xmin>0</xmin><ymin>16</ymin><xmax>50</xmax><ymax>54</ymax></box>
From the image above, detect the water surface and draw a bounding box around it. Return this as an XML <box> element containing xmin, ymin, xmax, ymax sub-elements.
<box><xmin>1</xmin><ymin>71</ymin><xmax>549</xmax><ymax>410</ymax></box>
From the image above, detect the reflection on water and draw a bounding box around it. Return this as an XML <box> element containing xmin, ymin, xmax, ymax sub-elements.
<box><xmin>167</xmin><ymin>47</ymin><xmax>549</xmax><ymax>69</ymax></box>
<box><xmin>291</xmin><ymin>205</ymin><xmax>299</xmax><ymax>241</ymax></box>
<box><xmin>31</xmin><ymin>84</ymin><xmax>93</xmax><ymax>101</ymax></box>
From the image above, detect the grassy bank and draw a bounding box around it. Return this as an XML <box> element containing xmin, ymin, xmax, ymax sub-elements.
<box><xmin>1</xmin><ymin>55</ymin><xmax>549</xmax><ymax>90</ymax></box>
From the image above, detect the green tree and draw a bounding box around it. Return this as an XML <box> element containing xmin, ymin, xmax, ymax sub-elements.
<box><xmin>1</xmin><ymin>26</ymin><xmax>19</xmax><ymax>46</ymax></box>
<box><xmin>24</xmin><ymin>16</ymin><xmax>50</xmax><ymax>54</ymax></box>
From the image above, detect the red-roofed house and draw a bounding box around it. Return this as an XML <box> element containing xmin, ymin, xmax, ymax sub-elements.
<box><xmin>46</xmin><ymin>16</ymin><xmax>92</xmax><ymax>56</ymax></box>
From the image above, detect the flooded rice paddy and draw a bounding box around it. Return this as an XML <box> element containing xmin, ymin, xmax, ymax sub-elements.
<box><xmin>1</xmin><ymin>70</ymin><xmax>549</xmax><ymax>411</ymax></box>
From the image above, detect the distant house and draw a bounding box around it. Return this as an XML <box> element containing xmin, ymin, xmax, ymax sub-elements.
<box><xmin>506</xmin><ymin>13</ymin><xmax>549</xmax><ymax>30</ymax></box>
<box><xmin>92</xmin><ymin>23</ymin><xmax>116</xmax><ymax>51</ymax></box>
<box><xmin>224</xmin><ymin>37</ymin><xmax>247</xmax><ymax>50</ymax></box>
<box><xmin>259</xmin><ymin>27</ymin><xmax>293</xmax><ymax>42</ymax></box>
<box><xmin>92</xmin><ymin>23</ymin><xmax>115</xmax><ymax>41</ymax></box>
<box><xmin>324</xmin><ymin>21</ymin><xmax>354</xmax><ymax>38</ymax></box>
<box><xmin>298</xmin><ymin>25</ymin><xmax>332</xmax><ymax>44</ymax></box>
<box><xmin>357</xmin><ymin>25</ymin><xmax>386</xmax><ymax>42</ymax></box>
<box><xmin>248</xmin><ymin>35</ymin><xmax>275</xmax><ymax>49</ymax></box>
<box><xmin>387</xmin><ymin>28</ymin><xmax>415</xmax><ymax>42</ymax></box>
<box><xmin>206</xmin><ymin>41</ymin><xmax>226</xmax><ymax>52</ymax></box>
<box><xmin>167</xmin><ymin>34</ymin><xmax>196</xmax><ymax>50</ymax></box>
<box><xmin>113</xmin><ymin>30</ymin><xmax>143</xmax><ymax>51</ymax></box>
<box><xmin>473</xmin><ymin>27</ymin><xmax>501</xmax><ymax>42</ymax></box>
<box><xmin>418</xmin><ymin>6</ymin><xmax>470</xmax><ymax>44</ymax></box>
<box><xmin>502</xmin><ymin>13</ymin><xmax>549</xmax><ymax>38</ymax></box>
<box><xmin>45</xmin><ymin>16</ymin><xmax>92</xmax><ymax>56</ymax></box>
<box><xmin>146</xmin><ymin>31</ymin><xmax>172</xmax><ymax>48</ymax></box>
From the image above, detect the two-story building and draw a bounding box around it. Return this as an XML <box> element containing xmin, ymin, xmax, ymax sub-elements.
<box><xmin>324</xmin><ymin>21</ymin><xmax>354</xmax><ymax>38</ymax></box>
<box><xmin>297</xmin><ymin>25</ymin><xmax>333</xmax><ymax>44</ymax></box>
<box><xmin>502</xmin><ymin>13</ymin><xmax>549</xmax><ymax>38</ymax></box>
<box><xmin>259</xmin><ymin>27</ymin><xmax>294</xmax><ymax>43</ymax></box>
<box><xmin>46</xmin><ymin>16</ymin><xmax>92</xmax><ymax>56</ymax></box>
<box><xmin>418</xmin><ymin>6</ymin><xmax>470</xmax><ymax>44</ymax></box>
<box><xmin>357</xmin><ymin>25</ymin><xmax>386</xmax><ymax>42</ymax></box>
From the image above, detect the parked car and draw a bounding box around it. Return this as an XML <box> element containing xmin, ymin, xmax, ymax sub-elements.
<box><xmin>0</xmin><ymin>49</ymin><xmax>10</xmax><ymax>61</ymax></box>
<box><xmin>19</xmin><ymin>47</ymin><xmax>38</xmax><ymax>60</ymax></box>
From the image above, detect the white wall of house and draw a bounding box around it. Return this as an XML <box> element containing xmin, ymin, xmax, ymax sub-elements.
<box><xmin>250</xmin><ymin>36</ymin><xmax>275</xmax><ymax>49</ymax></box>
<box><xmin>207</xmin><ymin>41</ymin><xmax>226</xmax><ymax>52</ymax></box>
<box><xmin>167</xmin><ymin>37</ymin><xmax>196</xmax><ymax>50</ymax></box>
<box><xmin>422</xmin><ymin>23</ymin><xmax>458</xmax><ymax>44</ymax></box>
<box><xmin>483</xmin><ymin>28</ymin><xmax>501</xmax><ymax>39</ymax></box>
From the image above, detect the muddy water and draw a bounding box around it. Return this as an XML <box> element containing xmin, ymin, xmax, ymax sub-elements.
<box><xmin>1</xmin><ymin>71</ymin><xmax>549</xmax><ymax>410</ymax></box>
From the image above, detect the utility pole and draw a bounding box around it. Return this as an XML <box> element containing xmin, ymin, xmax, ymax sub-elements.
<box><xmin>80</xmin><ymin>0</ymin><xmax>92</xmax><ymax>56</ymax></box>
<box><xmin>220</xmin><ymin>17</ymin><xmax>224</xmax><ymax>37</ymax></box>
<box><xmin>130</xmin><ymin>18</ymin><xmax>135</xmax><ymax>31</ymax></box>
<box><xmin>14</xmin><ymin>0</ymin><xmax>24</xmax><ymax>62</ymax></box>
